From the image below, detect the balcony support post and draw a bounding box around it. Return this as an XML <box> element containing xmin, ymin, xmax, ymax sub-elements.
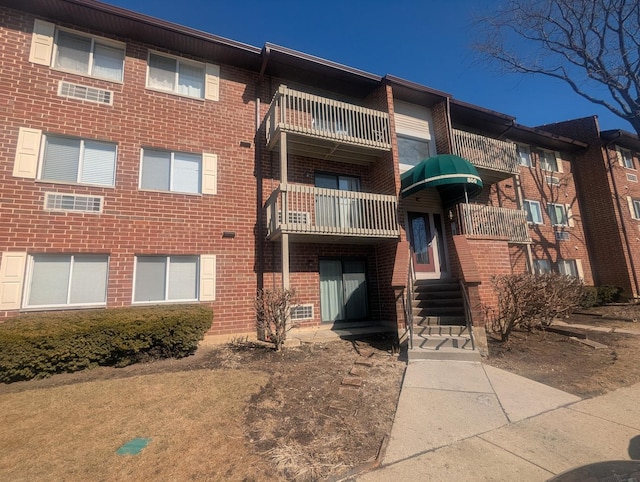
<box><xmin>280</xmin><ymin>131</ymin><xmax>290</xmax><ymax>289</ymax></box>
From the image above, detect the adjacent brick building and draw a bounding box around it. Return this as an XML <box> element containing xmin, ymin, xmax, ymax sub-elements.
<box><xmin>0</xmin><ymin>0</ymin><xmax>632</xmax><ymax>345</ymax></box>
<box><xmin>542</xmin><ymin>117</ymin><xmax>640</xmax><ymax>299</ymax></box>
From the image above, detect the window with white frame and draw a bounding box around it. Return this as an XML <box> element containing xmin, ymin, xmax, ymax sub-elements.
<box><xmin>133</xmin><ymin>256</ymin><xmax>199</xmax><ymax>302</ymax></box>
<box><xmin>619</xmin><ymin>147</ymin><xmax>635</xmax><ymax>169</ymax></box>
<box><xmin>547</xmin><ymin>203</ymin><xmax>568</xmax><ymax>226</ymax></box>
<box><xmin>533</xmin><ymin>259</ymin><xmax>552</xmax><ymax>274</ymax></box>
<box><xmin>25</xmin><ymin>254</ymin><xmax>108</xmax><ymax>308</ymax></box>
<box><xmin>524</xmin><ymin>199</ymin><xmax>543</xmax><ymax>224</ymax></box>
<box><xmin>53</xmin><ymin>29</ymin><xmax>124</xmax><ymax>82</ymax></box>
<box><xmin>40</xmin><ymin>134</ymin><xmax>117</xmax><ymax>186</ymax></box>
<box><xmin>557</xmin><ymin>259</ymin><xmax>578</xmax><ymax>277</ymax></box>
<box><xmin>140</xmin><ymin>149</ymin><xmax>201</xmax><ymax>194</ymax></box>
<box><xmin>539</xmin><ymin>149</ymin><xmax>559</xmax><ymax>172</ymax></box>
<box><xmin>147</xmin><ymin>52</ymin><xmax>204</xmax><ymax>99</ymax></box>
<box><xmin>517</xmin><ymin>145</ymin><xmax>532</xmax><ymax>167</ymax></box>
<box><xmin>630</xmin><ymin>198</ymin><xmax>640</xmax><ymax>220</ymax></box>
<box><xmin>398</xmin><ymin>135</ymin><xmax>431</xmax><ymax>168</ymax></box>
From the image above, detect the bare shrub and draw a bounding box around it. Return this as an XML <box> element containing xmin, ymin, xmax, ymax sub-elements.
<box><xmin>255</xmin><ymin>288</ymin><xmax>299</xmax><ymax>351</ymax></box>
<box><xmin>488</xmin><ymin>273</ymin><xmax>584</xmax><ymax>342</ymax></box>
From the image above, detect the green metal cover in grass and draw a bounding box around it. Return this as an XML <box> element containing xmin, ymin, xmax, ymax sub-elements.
<box><xmin>116</xmin><ymin>438</ymin><xmax>151</xmax><ymax>455</ymax></box>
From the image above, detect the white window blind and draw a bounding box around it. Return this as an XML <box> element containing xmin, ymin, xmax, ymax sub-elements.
<box><xmin>148</xmin><ymin>53</ymin><xmax>204</xmax><ymax>99</ymax></box>
<box><xmin>524</xmin><ymin>200</ymin><xmax>542</xmax><ymax>224</ymax></box>
<box><xmin>134</xmin><ymin>257</ymin><xmax>166</xmax><ymax>302</ymax></box>
<box><xmin>167</xmin><ymin>256</ymin><xmax>198</xmax><ymax>300</ymax></box>
<box><xmin>178</xmin><ymin>62</ymin><xmax>204</xmax><ymax>98</ymax></box>
<box><xmin>540</xmin><ymin>150</ymin><xmax>559</xmax><ymax>172</ymax></box>
<box><xmin>41</xmin><ymin>135</ymin><xmax>116</xmax><ymax>186</ymax></box>
<box><xmin>140</xmin><ymin>149</ymin><xmax>201</xmax><ymax>194</ymax></box>
<box><xmin>534</xmin><ymin>259</ymin><xmax>551</xmax><ymax>274</ymax></box>
<box><xmin>81</xmin><ymin>141</ymin><xmax>117</xmax><ymax>185</ymax></box>
<box><xmin>54</xmin><ymin>30</ymin><xmax>124</xmax><ymax>82</ymax></box>
<box><xmin>548</xmin><ymin>203</ymin><xmax>567</xmax><ymax>226</ymax></box>
<box><xmin>518</xmin><ymin>145</ymin><xmax>531</xmax><ymax>167</ymax></box>
<box><xmin>134</xmin><ymin>256</ymin><xmax>198</xmax><ymax>302</ymax></box>
<box><xmin>557</xmin><ymin>260</ymin><xmax>578</xmax><ymax>277</ymax></box>
<box><xmin>69</xmin><ymin>256</ymin><xmax>108</xmax><ymax>304</ymax></box>
<box><xmin>42</xmin><ymin>136</ymin><xmax>79</xmax><ymax>182</ymax></box>
<box><xmin>27</xmin><ymin>254</ymin><xmax>108</xmax><ymax>307</ymax></box>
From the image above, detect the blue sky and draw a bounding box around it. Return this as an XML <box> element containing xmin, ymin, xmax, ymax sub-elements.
<box><xmin>108</xmin><ymin>0</ymin><xmax>629</xmax><ymax>132</ymax></box>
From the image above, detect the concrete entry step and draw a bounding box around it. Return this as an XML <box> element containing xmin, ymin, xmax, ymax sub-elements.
<box><xmin>412</xmin><ymin>297</ymin><xmax>464</xmax><ymax>308</ymax></box>
<box><xmin>414</xmin><ymin>315</ymin><xmax>466</xmax><ymax>326</ymax></box>
<box><xmin>411</xmin><ymin>335</ymin><xmax>475</xmax><ymax>351</ymax></box>
<box><xmin>414</xmin><ymin>290</ymin><xmax>463</xmax><ymax>300</ymax></box>
<box><xmin>414</xmin><ymin>325</ymin><xmax>470</xmax><ymax>337</ymax></box>
<box><xmin>408</xmin><ymin>346</ymin><xmax>481</xmax><ymax>362</ymax></box>
<box><xmin>413</xmin><ymin>306</ymin><xmax>465</xmax><ymax>317</ymax></box>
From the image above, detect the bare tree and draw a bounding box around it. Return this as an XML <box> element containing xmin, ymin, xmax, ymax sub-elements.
<box><xmin>475</xmin><ymin>0</ymin><xmax>640</xmax><ymax>135</ymax></box>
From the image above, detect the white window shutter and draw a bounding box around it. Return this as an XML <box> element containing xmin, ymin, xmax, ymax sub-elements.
<box><xmin>13</xmin><ymin>127</ymin><xmax>42</xmax><ymax>179</ymax></box>
<box><xmin>627</xmin><ymin>196</ymin><xmax>637</xmax><ymax>219</ymax></box>
<box><xmin>575</xmin><ymin>259</ymin><xmax>585</xmax><ymax>282</ymax></box>
<box><xmin>566</xmin><ymin>204</ymin><xmax>575</xmax><ymax>227</ymax></box>
<box><xmin>29</xmin><ymin>19</ymin><xmax>55</xmax><ymax>66</ymax></box>
<box><xmin>199</xmin><ymin>255</ymin><xmax>216</xmax><ymax>301</ymax></box>
<box><xmin>201</xmin><ymin>152</ymin><xmax>217</xmax><ymax>194</ymax></box>
<box><xmin>0</xmin><ymin>252</ymin><xmax>27</xmax><ymax>310</ymax></box>
<box><xmin>204</xmin><ymin>63</ymin><xmax>220</xmax><ymax>101</ymax></box>
<box><xmin>554</xmin><ymin>151</ymin><xmax>564</xmax><ymax>173</ymax></box>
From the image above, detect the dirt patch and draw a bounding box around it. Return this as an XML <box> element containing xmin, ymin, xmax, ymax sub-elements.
<box><xmin>0</xmin><ymin>334</ymin><xmax>404</xmax><ymax>481</ymax></box>
<box><xmin>486</xmin><ymin>306</ymin><xmax>640</xmax><ymax>398</ymax></box>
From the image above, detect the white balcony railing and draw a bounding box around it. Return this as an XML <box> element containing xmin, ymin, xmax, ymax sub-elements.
<box><xmin>452</xmin><ymin>129</ymin><xmax>519</xmax><ymax>175</ymax></box>
<box><xmin>264</xmin><ymin>85</ymin><xmax>391</xmax><ymax>150</ymax></box>
<box><xmin>266</xmin><ymin>184</ymin><xmax>399</xmax><ymax>239</ymax></box>
<box><xmin>459</xmin><ymin>203</ymin><xmax>531</xmax><ymax>244</ymax></box>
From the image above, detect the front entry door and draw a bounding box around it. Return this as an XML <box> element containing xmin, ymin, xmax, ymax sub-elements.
<box><xmin>319</xmin><ymin>259</ymin><xmax>368</xmax><ymax>322</ymax></box>
<box><xmin>407</xmin><ymin>212</ymin><xmax>447</xmax><ymax>277</ymax></box>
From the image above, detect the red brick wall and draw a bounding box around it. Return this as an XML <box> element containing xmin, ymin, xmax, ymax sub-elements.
<box><xmin>518</xmin><ymin>150</ymin><xmax>594</xmax><ymax>285</ymax></box>
<box><xmin>0</xmin><ymin>9</ymin><xmax>260</xmax><ymax>333</ymax></box>
<box><xmin>465</xmin><ymin>236</ymin><xmax>513</xmax><ymax>320</ymax></box>
<box><xmin>487</xmin><ymin>145</ymin><xmax>595</xmax><ymax>285</ymax></box>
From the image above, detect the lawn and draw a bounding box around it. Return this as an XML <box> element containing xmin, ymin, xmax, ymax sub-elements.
<box><xmin>0</xmin><ymin>370</ymin><xmax>274</xmax><ymax>481</ymax></box>
<box><xmin>0</xmin><ymin>335</ymin><xmax>405</xmax><ymax>481</ymax></box>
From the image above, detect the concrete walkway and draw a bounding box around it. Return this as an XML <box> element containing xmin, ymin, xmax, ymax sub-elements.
<box><xmin>358</xmin><ymin>360</ymin><xmax>640</xmax><ymax>481</ymax></box>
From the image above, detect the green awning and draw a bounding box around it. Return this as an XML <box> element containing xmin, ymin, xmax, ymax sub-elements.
<box><xmin>400</xmin><ymin>154</ymin><xmax>483</xmax><ymax>204</ymax></box>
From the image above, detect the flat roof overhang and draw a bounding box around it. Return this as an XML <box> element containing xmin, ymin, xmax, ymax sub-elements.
<box><xmin>601</xmin><ymin>129</ymin><xmax>640</xmax><ymax>152</ymax></box>
<box><xmin>1</xmin><ymin>0</ymin><xmax>263</xmax><ymax>71</ymax></box>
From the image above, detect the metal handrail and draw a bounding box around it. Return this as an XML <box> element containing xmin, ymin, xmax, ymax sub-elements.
<box><xmin>406</xmin><ymin>252</ymin><xmax>415</xmax><ymax>350</ymax></box>
<box><xmin>458</xmin><ymin>279</ymin><xmax>476</xmax><ymax>351</ymax></box>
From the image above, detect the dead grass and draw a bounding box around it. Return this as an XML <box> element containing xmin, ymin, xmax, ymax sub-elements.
<box><xmin>0</xmin><ymin>369</ymin><xmax>276</xmax><ymax>482</ymax></box>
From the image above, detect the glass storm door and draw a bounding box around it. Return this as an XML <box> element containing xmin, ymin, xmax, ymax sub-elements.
<box><xmin>319</xmin><ymin>259</ymin><xmax>368</xmax><ymax>322</ymax></box>
<box><xmin>408</xmin><ymin>212</ymin><xmax>447</xmax><ymax>275</ymax></box>
<box><xmin>315</xmin><ymin>174</ymin><xmax>360</xmax><ymax>229</ymax></box>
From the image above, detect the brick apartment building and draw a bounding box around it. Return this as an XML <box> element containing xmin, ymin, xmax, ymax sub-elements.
<box><xmin>0</xmin><ymin>0</ymin><xmax>630</xmax><ymax>351</ymax></box>
<box><xmin>542</xmin><ymin>117</ymin><xmax>640</xmax><ymax>300</ymax></box>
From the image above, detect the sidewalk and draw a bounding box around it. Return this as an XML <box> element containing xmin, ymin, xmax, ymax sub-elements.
<box><xmin>357</xmin><ymin>360</ymin><xmax>640</xmax><ymax>481</ymax></box>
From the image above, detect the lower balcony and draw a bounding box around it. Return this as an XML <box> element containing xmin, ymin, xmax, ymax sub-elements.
<box><xmin>266</xmin><ymin>184</ymin><xmax>400</xmax><ymax>243</ymax></box>
<box><xmin>458</xmin><ymin>203</ymin><xmax>531</xmax><ymax>244</ymax></box>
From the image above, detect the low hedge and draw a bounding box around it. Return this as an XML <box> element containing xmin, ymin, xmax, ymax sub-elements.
<box><xmin>0</xmin><ymin>304</ymin><xmax>213</xmax><ymax>383</ymax></box>
<box><xmin>580</xmin><ymin>285</ymin><xmax>623</xmax><ymax>308</ymax></box>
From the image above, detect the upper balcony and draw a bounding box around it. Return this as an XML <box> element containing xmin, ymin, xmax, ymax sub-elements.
<box><xmin>264</xmin><ymin>85</ymin><xmax>392</xmax><ymax>165</ymax></box>
<box><xmin>457</xmin><ymin>203</ymin><xmax>531</xmax><ymax>244</ymax></box>
<box><xmin>452</xmin><ymin>129</ymin><xmax>519</xmax><ymax>184</ymax></box>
